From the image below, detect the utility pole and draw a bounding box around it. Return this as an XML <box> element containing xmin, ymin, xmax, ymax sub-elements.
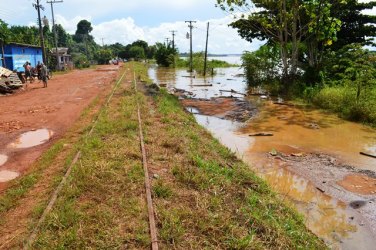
<box><xmin>165</xmin><ymin>38</ymin><xmax>170</xmax><ymax>46</ymax></box>
<box><xmin>185</xmin><ymin>20</ymin><xmax>196</xmax><ymax>73</ymax></box>
<box><xmin>33</xmin><ymin>0</ymin><xmax>47</xmax><ymax>65</ymax></box>
<box><xmin>169</xmin><ymin>30</ymin><xmax>177</xmax><ymax>50</ymax></box>
<box><xmin>101</xmin><ymin>38</ymin><xmax>105</xmax><ymax>47</ymax></box>
<box><xmin>203</xmin><ymin>22</ymin><xmax>209</xmax><ymax>77</ymax></box>
<box><xmin>47</xmin><ymin>0</ymin><xmax>63</xmax><ymax>70</ymax></box>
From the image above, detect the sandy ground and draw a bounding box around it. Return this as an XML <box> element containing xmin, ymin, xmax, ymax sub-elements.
<box><xmin>0</xmin><ymin>65</ymin><xmax>119</xmax><ymax>191</ymax></box>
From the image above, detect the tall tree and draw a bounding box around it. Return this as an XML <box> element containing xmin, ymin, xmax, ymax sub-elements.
<box><xmin>331</xmin><ymin>0</ymin><xmax>376</xmax><ymax>50</ymax></box>
<box><xmin>216</xmin><ymin>0</ymin><xmax>341</xmax><ymax>82</ymax></box>
<box><xmin>74</xmin><ymin>20</ymin><xmax>93</xmax><ymax>43</ymax></box>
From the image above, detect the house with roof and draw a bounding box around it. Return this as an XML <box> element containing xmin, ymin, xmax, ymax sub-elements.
<box><xmin>51</xmin><ymin>47</ymin><xmax>73</xmax><ymax>70</ymax></box>
<box><xmin>0</xmin><ymin>43</ymin><xmax>43</xmax><ymax>72</ymax></box>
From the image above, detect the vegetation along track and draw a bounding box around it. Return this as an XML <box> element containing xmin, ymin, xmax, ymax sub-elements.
<box><xmin>1</xmin><ymin>62</ymin><xmax>326</xmax><ymax>249</ymax></box>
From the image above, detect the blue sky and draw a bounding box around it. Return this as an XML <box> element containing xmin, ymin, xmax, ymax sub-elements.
<box><xmin>0</xmin><ymin>0</ymin><xmax>262</xmax><ymax>54</ymax></box>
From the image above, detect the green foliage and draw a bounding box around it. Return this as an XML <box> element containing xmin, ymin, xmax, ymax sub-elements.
<box><xmin>95</xmin><ymin>49</ymin><xmax>113</xmax><ymax>64</ymax></box>
<box><xmin>154</xmin><ymin>43</ymin><xmax>177</xmax><ymax>67</ymax></box>
<box><xmin>331</xmin><ymin>0</ymin><xmax>376</xmax><ymax>50</ymax></box>
<box><xmin>71</xmin><ymin>53</ymin><xmax>90</xmax><ymax>69</ymax></box>
<box><xmin>128</xmin><ymin>46</ymin><xmax>146</xmax><ymax>61</ymax></box>
<box><xmin>0</xmin><ymin>19</ymin><xmax>10</xmax><ymax>45</ymax></box>
<box><xmin>242</xmin><ymin>44</ymin><xmax>281</xmax><ymax>87</ymax></box>
<box><xmin>308</xmin><ymin>44</ymin><xmax>376</xmax><ymax>124</ymax></box>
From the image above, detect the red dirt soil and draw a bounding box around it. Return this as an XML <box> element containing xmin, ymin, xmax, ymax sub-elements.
<box><xmin>0</xmin><ymin>65</ymin><xmax>120</xmax><ymax>191</ymax></box>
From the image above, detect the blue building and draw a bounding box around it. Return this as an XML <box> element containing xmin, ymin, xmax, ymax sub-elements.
<box><xmin>0</xmin><ymin>43</ymin><xmax>43</xmax><ymax>72</ymax></box>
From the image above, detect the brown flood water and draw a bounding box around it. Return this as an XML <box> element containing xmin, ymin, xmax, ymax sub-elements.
<box><xmin>149</xmin><ymin>66</ymin><xmax>376</xmax><ymax>249</ymax></box>
<box><xmin>242</xmin><ymin>101</ymin><xmax>376</xmax><ymax>171</ymax></box>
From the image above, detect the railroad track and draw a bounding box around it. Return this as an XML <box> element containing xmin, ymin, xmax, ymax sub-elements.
<box><xmin>24</xmin><ymin>64</ymin><xmax>159</xmax><ymax>249</ymax></box>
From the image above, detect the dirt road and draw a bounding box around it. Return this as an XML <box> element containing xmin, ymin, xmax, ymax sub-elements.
<box><xmin>0</xmin><ymin>65</ymin><xmax>119</xmax><ymax>191</ymax></box>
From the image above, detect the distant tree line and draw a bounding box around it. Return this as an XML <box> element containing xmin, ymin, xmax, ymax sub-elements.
<box><xmin>0</xmin><ymin>18</ymin><xmax>179</xmax><ymax>69</ymax></box>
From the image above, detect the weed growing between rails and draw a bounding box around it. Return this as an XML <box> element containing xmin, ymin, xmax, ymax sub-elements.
<box><xmin>134</xmin><ymin>62</ymin><xmax>327</xmax><ymax>249</ymax></box>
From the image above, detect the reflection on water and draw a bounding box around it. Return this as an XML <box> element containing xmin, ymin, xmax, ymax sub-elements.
<box><xmin>149</xmin><ymin>66</ymin><xmax>376</xmax><ymax>249</ymax></box>
<box><xmin>0</xmin><ymin>170</ymin><xmax>19</xmax><ymax>182</ymax></box>
<box><xmin>149</xmin><ymin>66</ymin><xmax>246</xmax><ymax>99</ymax></box>
<box><xmin>194</xmin><ymin>114</ymin><xmax>253</xmax><ymax>156</ymax></box>
<box><xmin>241</xmin><ymin>101</ymin><xmax>376</xmax><ymax>171</ymax></box>
<box><xmin>0</xmin><ymin>154</ymin><xmax>7</xmax><ymax>166</ymax></box>
<box><xmin>8</xmin><ymin>129</ymin><xmax>54</xmax><ymax>149</ymax></box>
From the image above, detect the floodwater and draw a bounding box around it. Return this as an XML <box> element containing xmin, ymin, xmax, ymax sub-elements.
<box><xmin>0</xmin><ymin>155</ymin><xmax>7</xmax><ymax>166</ymax></box>
<box><xmin>242</xmin><ymin>101</ymin><xmax>376</xmax><ymax>172</ymax></box>
<box><xmin>8</xmin><ymin>129</ymin><xmax>54</xmax><ymax>149</ymax></box>
<box><xmin>149</xmin><ymin>66</ymin><xmax>376</xmax><ymax>249</ymax></box>
<box><xmin>0</xmin><ymin>170</ymin><xmax>19</xmax><ymax>182</ymax></box>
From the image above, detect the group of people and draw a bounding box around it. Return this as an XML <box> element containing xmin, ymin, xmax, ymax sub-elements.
<box><xmin>22</xmin><ymin>61</ymin><xmax>48</xmax><ymax>88</ymax></box>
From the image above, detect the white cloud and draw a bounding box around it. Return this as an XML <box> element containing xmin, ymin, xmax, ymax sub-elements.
<box><xmin>84</xmin><ymin>16</ymin><xmax>261</xmax><ymax>54</ymax></box>
<box><xmin>56</xmin><ymin>14</ymin><xmax>92</xmax><ymax>34</ymax></box>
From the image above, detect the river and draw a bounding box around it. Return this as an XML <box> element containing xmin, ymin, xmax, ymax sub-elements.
<box><xmin>148</xmin><ymin>65</ymin><xmax>376</xmax><ymax>249</ymax></box>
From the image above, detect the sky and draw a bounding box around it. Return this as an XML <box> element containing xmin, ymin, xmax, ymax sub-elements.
<box><xmin>1</xmin><ymin>1</ymin><xmax>375</xmax><ymax>54</ymax></box>
<box><xmin>0</xmin><ymin>0</ymin><xmax>263</xmax><ymax>54</ymax></box>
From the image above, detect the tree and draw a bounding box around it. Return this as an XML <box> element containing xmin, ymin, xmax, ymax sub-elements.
<box><xmin>54</xmin><ymin>24</ymin><xmax>73</xmax><ymax>47</ymax></box>
<box><xmin>0</xmin><ymin>19</ymin><xmax>10</xmax><ymax>66</ymax></box>
<box><xmin>154</xmin><ymin>42</ymin><xmax>177</xmax><ymax>67</ymax></box>
<box><xmin>74</xmin><ymin>20</ymin><xmax>93</xmax><ymax>43</ymax></box>
<box><xmin>95</xmin><ymin>49</ymin><xmax>113</xmax><ymax>64</ymax></box>
<box><xmin>129</xmin><ymin>46</ymin><xmax>145</xmax><ymax>61</ymax></box>
<box><xmin>331</xmin><ymin>0</ymin><xmax>376</xmax><ymax>50</ymax></box>
<box><xmin>216</xmin><ymin>0</ymin><xmax>341</xmax><ymax>83</ymax></box>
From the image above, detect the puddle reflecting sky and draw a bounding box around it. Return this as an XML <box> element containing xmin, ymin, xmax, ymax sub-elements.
<box><xmin>8</xmin><ymin>129</ymin><xmax>54</xmax><ymax>149</ymax></box>
<box><xmin>0</xmin><ymin>170</ymin><xmax>19</xmax><ymax>182</ymax></box>
<box><xmin>0</xmin><ymin>155</ymin><xmax>7</xmax><ymax>166</ymax></box>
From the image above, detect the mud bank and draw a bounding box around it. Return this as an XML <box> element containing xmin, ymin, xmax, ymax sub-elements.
<box><xmin>181</xmin><ymin>97</ymin><xmax>257</xmax><ymax>122</ymax></box>
<box><xmin>271</xmin><ymin>152</ymin><xmax>376</xmax><ymax>235</ymax></box>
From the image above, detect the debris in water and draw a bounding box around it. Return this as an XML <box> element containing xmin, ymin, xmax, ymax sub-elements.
<box><xmin>360</xmin><ymin>152</ymin><xmax>376</xmax><ymax>159</ymax></box>
<box><xmin>8</xmin><ymin>129</ymin><xmax>54</xmax><ymax>149</ymax></box>
<box><xmin>349</xmin><ymin>200</ymin><xmax>367</xmax><ymax>209</ymax></box>
<box><xmin>249</xmin><ymin>132</ymin><xmax>273</xmax><ymax>137</ymax></box>
<box><xmin>269</xmin><ymin>149</ymin><xmax>278</xmax><ymax>156</ymax></box>
<box><xmin>192</xmin><ymin>84</ymin><xmax>213</xmax><ymax>87</ymax></box>
<box><xmin>291</xmin><ymin>153</ymin><xmax>305</xmax><ymax>157</ymax></box>
<box><xmin>0</xmin><ymin>170</ymin><xmax>19</xmax><ymax>182</ymax></box>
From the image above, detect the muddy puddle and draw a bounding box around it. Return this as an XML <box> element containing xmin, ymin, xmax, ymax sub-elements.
<box><xmin>0</xmin><ymin>170</ymin><xmax>19</xmax><ymax>182</ymax></box>
<box><xmin>0</xmin><ymin>155</ymin><xmax>8</xmax><ymax>166</ymax></box>
<box><xmin>149</xmin><ymin>66</ymin><xmax>376</xmax><ymax>249</ymax></box>
<box><xmin>8</xmin><ymin>129</ymin><xmax>54</xmax><ymax>149</ymax></box>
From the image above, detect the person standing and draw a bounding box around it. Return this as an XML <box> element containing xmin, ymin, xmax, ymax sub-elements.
<box><xmin>23</xmin><ymin>61</ymin><xmax>32</xmax><ymax>83</ymax></box>
<box><xmin>36</xmin><ymin>61</ymin><xmax>42</xmax><ymax>80</ymax></box>
<box><xmin>41</xmin><ymin>63</ymin><xmax>48</xmax><ymax>88</ymax></box>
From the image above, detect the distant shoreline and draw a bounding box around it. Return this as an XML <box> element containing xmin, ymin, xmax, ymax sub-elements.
<box><xmin>179</xmin><ymin>54</ymin><xmax>242</xmax><ymax>57</ymax></box>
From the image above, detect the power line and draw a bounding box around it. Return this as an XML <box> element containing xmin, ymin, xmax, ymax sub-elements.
<box><xmin>33</xmin><ymin>0</ymin><xmax>47</xmax><ymax>65</ymax></box>
<box><xmin>165</xmin><ymin>37</ymin><xmax>170</xmax><ymax>46</ymax></box>
<box><xmin>47</xmin><ymin>0</ymin><xmax>63</xmax><ymax>70</ymax></box>
<box><xmin>185</xmin><ymin>20</ymin><xmax>196</xmax><ymax>73</ymax></box>
<box><xmin>169</xmin><ymin>30</ymin><xmax>177</xmax><ymax>50</ymax></box>
<box><xmin>204</xmin><ymin>22</ymin><xmax>209</xmax><ymax>76</ymax></box>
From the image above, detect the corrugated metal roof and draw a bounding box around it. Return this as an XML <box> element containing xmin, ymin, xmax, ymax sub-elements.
<box><xmin>7</xmin><ymin>42</ymin><xmax>42</xmax><ymax>49</ymax></box>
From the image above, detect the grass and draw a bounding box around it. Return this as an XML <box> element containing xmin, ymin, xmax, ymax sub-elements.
<box><xmin>139</xmin><ymin>62</ymin><xmax>326</xmax><ymax>249</ymax></box>
<box><xmin>0</xmin><ymin>62</ymin><xmax>326</xmax><ymax>249</ymax></box>
<box><xmin>310</xmin><ymin>85</ymin><xmax>376</xmax><ymax>126</ymax></box>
